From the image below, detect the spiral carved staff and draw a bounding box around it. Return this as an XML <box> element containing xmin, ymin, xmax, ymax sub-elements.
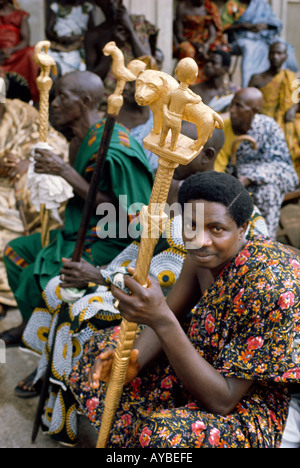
<box><xmin>97</xmin><ymin>57</ymin><xmax>224</xmax><ymax>448</ymax></box>
<box><xmin>33</xmin><ymin>40</ymin><xmax>57</xmax><ymax>247</ymax></box>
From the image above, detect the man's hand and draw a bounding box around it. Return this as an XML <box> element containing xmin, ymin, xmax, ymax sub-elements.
<box><xmin>0</xmin><ymin>152</ymin><xmax>29</xmax><ymax>181</ymax></box>
<box><xmin>59</xmin><ymin>257</ymin><xmax>105</xmax><ymax>289</ymax></box>
<box><xmin>285</xmin><ymin>105</ymin><xmax>297</xmax><ymax>123</ymax></box>
<box><xmin>34</xmin><ymin>149</ymin><xmax>68</xmax><ymax>176</ymax></box>
<box><xmin>88</xmin><ymin>347</ymin><xmax>140</xmax><ymax>388</ymax></box>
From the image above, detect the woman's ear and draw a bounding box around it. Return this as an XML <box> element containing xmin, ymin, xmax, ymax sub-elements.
<box><xmin>239</xmin><ymin>220</ymin><xmax>249</xmax><ymax>239</ymax></box>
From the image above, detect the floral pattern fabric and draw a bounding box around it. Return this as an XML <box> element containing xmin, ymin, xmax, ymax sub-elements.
<box><xmin>69</xmin><ymin>237</ymin><xmax>300</xmax><ymax>448</ymax></box>
<box><xmin>216</xmin><ymin>114</ymin><xmax>298</xmax><ymax>239</ymax></box>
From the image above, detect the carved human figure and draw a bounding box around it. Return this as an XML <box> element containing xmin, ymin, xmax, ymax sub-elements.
<box><xmin>159</xmin><ymin>58</ymin><xmax>201</xmax><ymax>151</ymax></box>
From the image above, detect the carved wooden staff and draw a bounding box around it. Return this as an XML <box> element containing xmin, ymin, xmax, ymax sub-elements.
<box><xmin>97</xmin><ymin>57</ymin><xmax>222</xmax><ymax>448</ymax></box>
<box><xmin>231</xmin><ymin>135</ymin><xmax>258</xmax><ymax>178</ymax></box>
<box><xmin>31</xmin><ymin>41</ymin><xmax>144</xmax><ymax>443</ymax></box>
<box><xmin>34</xmin><ymin>41</ymin><xmax>57</xmax><ymax>248</ymax></box>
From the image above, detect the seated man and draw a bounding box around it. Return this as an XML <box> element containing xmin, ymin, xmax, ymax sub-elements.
<box><xmin>0</xmin><ymin>70</ymin><xmax>153</xmax><ymax>346</ymax></box>
<box><xmin>0</xmin><ymin>76</ymin><xmax>68</xmax><ymax>318</ymax></box>
<box><xmin>214</xmin><ymin>87</ymin><xmax>298</xmax><ymax>239</ymax></box>
<box><xmin>222</xmin><ymin>0</ymin><xmax>298</xmax><ymax>87</ymax></box>
<box><xmin>69</xmin><ymin>171</ymin><xmax>300</xmax><ymax>448</ymax></box>
<box><xmin>249</xmin><ymin>42</ymin><xmax>300</xmax><ymax>181</ymax></box>
<box><xmin>84</xmin><ymin>0</ymin><xmax>158</xmax><ymax>107</ymax></box>
<box><xmin>17</xmin><ymin>127</ymin><xmax>268</xmax><ymax>446</ymax></box>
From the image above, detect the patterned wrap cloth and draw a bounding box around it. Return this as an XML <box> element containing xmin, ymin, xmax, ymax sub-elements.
<box><xmin>21</xmin><ymin>208</ymin><xmax>268</xmax><ymax>445</ymax></box>
<box><xmin>0</xmin><ymin>98</ymin><xmax>68</xmax><ymax>307</ymax></box>
<box><xmin>69</xmin><ymin>236</ymin><xmax>300</xmax><ymax>448</ymax></box>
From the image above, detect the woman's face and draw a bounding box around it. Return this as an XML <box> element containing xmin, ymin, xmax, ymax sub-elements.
<box><xmin>182</xmin><ymin>199</ymin><xmax>248</xmax><ymax>277</ymax></box>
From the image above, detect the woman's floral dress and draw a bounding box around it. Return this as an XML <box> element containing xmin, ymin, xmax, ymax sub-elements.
<box><xmin>69</xmin><ymin>237</ymin><xmax>300</xmax><ymax>448</ymax></box>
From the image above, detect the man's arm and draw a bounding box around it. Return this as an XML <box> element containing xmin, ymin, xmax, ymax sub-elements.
<box><xmin>34</xmin><ymin>149</ymin><xmax>116</xmax><ymax>206</ymax></box>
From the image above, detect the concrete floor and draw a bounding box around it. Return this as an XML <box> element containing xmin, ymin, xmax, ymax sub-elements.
<box><xmin>0</xmin><ymin>308</ymin><xmax>98</xmax><ymax>449</ymax></box>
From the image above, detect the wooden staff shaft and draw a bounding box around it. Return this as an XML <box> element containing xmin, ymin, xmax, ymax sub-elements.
<box><xmin>97</xmin><ymin>159</ymin><xmax>177</xmax><ymax>448</ymax></box>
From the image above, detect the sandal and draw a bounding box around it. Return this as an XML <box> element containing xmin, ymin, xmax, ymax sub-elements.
<box><xmin>14</xmin><ymin>369</ymin><xmax>41</xmax><ymax>399</ymax></box>
<box><xmin>0</xmin><ymin>322</ymin><xmax>27</xmax><ymax>347</ymax></box>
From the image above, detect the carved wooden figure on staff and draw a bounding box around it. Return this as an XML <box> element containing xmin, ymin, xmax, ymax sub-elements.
<box><xmin>159</xmin><ymin>58</ymin><xmax>201</xmax><ymax>151</ymax></box>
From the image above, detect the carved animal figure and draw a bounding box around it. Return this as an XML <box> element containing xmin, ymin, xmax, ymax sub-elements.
<box><xmin>135</xmin><ymin>69</ymin><xmax>224</xmax><ymax>151</ymax></box>
<box><xmin>103</xmin><ymin>41</ymin><xmax>146</xmax><ymax>97</ymax></box>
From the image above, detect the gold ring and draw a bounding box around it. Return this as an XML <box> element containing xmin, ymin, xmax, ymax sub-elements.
<box><xmin>3</xmin><ymin>156</ymin><xmax>7</xmax><ymax>164</ymax></box>
<box><xmin>114</xmin><ymin>299</ymin><xmax>120</xmax><ymax>310</ymax></box>
<box><xmin>15</xmin><ymin>174</ymin><xmax>20</xmax><ymax>180</ymax></box>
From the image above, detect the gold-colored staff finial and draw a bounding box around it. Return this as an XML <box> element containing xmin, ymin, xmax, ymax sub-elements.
<box><xmin>34</xmin><ymin>41</ymin><xmax>57</xmax><ymax>144</ymax></box>
<box><xmin>97</xmin><ymin>56</ymin><xmax>224</xmax><ymax>448</ymax></box>
<box><xmin>103</xmin><ymin>41</ymin><xmax>146</xmax><ymax>116</ymax></box>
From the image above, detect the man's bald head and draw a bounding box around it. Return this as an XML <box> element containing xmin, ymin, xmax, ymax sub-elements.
<box><xmin>230</xmin><ymin>87</ymin><xmax>265</xmax><ymax>134</ymax></box>
<box><xmin>59</xmin><ymin>71</ymin><xmax>105</xmax><ymax>110</ymax></box>
<box><xmin>51</xmin><ymin>71</ymin><xmax>105</xmax><ymax>131</ymax></box>
<box><xmin>234</xmin><ymin>87</ymin><xmax>264</xmax><ymax>113</ymax></box>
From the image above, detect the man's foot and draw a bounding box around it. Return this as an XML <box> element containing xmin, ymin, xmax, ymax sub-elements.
<box><xmin>14</xmin><ymin>369</ymin><xmax>41</xmax><ymax>398</ymax></box>
<box><xmin>0</xmin><ymin>321</ymin><xmax>27</xmax><ymax>347</ymax></box>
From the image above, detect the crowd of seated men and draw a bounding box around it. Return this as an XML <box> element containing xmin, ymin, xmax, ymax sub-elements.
<box><xmin>0</xmin><ymin>0</ymin><xmax>300</xmax><ymax>449</ymax></box>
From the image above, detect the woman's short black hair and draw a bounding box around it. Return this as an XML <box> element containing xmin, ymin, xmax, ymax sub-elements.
<box><xmin>178</xmin><ymin>171</ymin><xmax>253</xmax><ymax>227</ymax></box>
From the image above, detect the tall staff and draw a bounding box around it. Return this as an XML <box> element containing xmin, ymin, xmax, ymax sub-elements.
<box><xmin>31</xmin><ymin>41</ymin><xmax>145</xmax><ymax>443</ymax></box>
<box><xmin>33</xmin><ymin>41</ymin><xmax>57</xmax><ymax>248</ymax></box>
<box><xmin>97</xmin><ymin>57</ymin><xmax>222</xmax><ymax>448</ymax></box>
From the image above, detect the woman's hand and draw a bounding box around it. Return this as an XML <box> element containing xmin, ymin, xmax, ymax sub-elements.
<box><xmin>34</xmin><ymin>149</ymin><xmax>68</xmax><ymax>177</ymax></box>
<box><xmin>0</xmin><ymin>152</ymin><xmax>29</xmax><ymax>181</ymax></box>
<box><xmin>88</xmin><ymin>347</ymin><xmax>140</xmax><ymax>388</ymax></box>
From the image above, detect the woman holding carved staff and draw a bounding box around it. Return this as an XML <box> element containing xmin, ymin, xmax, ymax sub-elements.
<box><xmin>70</xmin><ymin>171</ymin><xmax>300</xmax><ymax>448</ymax></box>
